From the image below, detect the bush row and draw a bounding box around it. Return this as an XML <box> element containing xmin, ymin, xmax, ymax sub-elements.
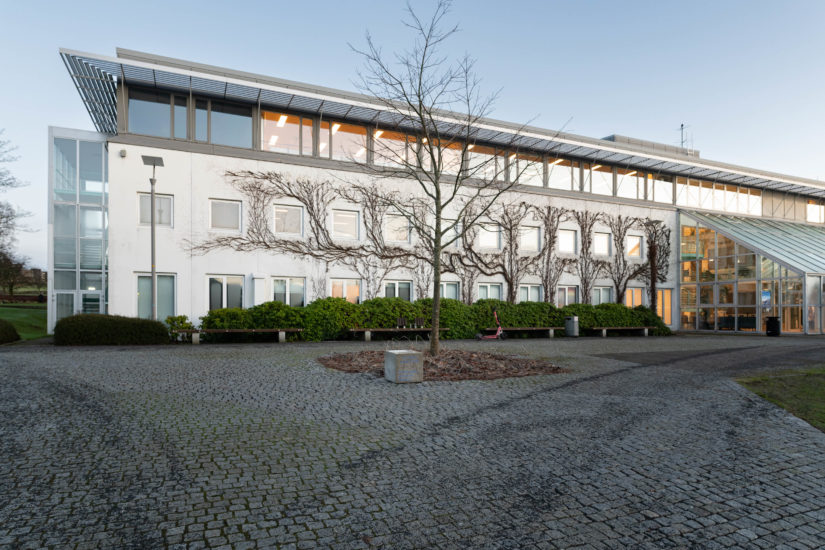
<box><xmin>54</xmin><ymin>314</ymin><xmax>168</xmax><ymax>345</ymax></box>
<box><xmin>0</xmin><ymin>319</ymin><xmax>20</xmax><ymax>344</ymax></box>
<box><xmin>197</xmin><ymin>297</ymin><xmax>671</xmax><ymax>341</ymax></box>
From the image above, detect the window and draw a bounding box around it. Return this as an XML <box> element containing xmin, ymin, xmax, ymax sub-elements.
<box><xmin>592</xmin><ymin>286</ymin><xmax>612</xmax><ymax>305</ymax></box>
<box><xmin>625</xmin><ymin>288</ymin><xmax>644</xmax><ymax>307</ymax></box>
<box><xmin>616</xmin><ymin>169</ymin><xmax>642</xmax><ymax>200</ymax></box>
<box><xmin>210</xmin><ymin>101</ymin><xmax>252</xmax><ymax>148</ymax></box>
<box><xmin>385</xmin><ymin>214</ymin><xmax>410</xmax><ymax>243</ymax></box>
<box><xmin>547</xmin><ymin>158</ymin><xmax>573</xmax><ymax>191</ymax></box>
<box><xmin>439</xmin><ymin>142</ymin><xmax>464</xmax><ymax>175</ymax></box>
<box><xmin>174</xmin><ymin>96</ymin><xmax>187</xmax><ymax>140</ymax></box>
<box><xmin>208</xmin><ymin>276</ymin><xmax>243</xmax><ymax>310</ymax></box>
<box><xmin>519</xmin><ymin>227</ymin><xmax>540</xmax><ymax>253</ymax></box>
<box><xmin>467</xmin><ymin>145</ymin><xmax>503</xmax><ymax>181</ymax></box>
<box><xmin>385</xmin><ymin>281</ymin><xmax>412</xmax><ymax>301</ymax></box>
<box><xmin>137</xmin><ymin>274</ymin><xmax>175</xmax><ymax>320</ymax></box>
<box><xmin>627</xmin><ymin>235</ymin><xmax>642</xmax><ymax>258</ymax></box>
<box><xmin>210</xmin><ymin>200</ymin><xmax>241</xmax><ymax>231</ymax></box>
<box><xmin>330</xmin><ymin>122</ymin><xmax>367</xmax><ymax>162</ymax></box>
<box><xmin>594</xmin><ymin>232</ymin><xmax>611</xmax><ymax>256</ymax></box>
<box><xmin>652</xmin><ymin>175</ymin><xmax>674</xmax><ymax>204</ymax></box>
<box><xmin>274</xmin><ymin>204</ymin><xmax>302</xmax><ymax>235</ymax></box>
<box><xmin>373</xmin><ymin>130</ymin><xmax>408</xmax><ymax>167</ymax></box>
<box><xmin>519</xmin><ymin>284</ymin><xmax>542</xmax><ymax>302</ymax></box>
<box><xmin>657</xmin><ymin>289</ymin><xmax>673</xmax><ymax>325</ymax></box>
<box><xmin>128</xmin><ymin>89</ymin><xmax>171</xmax><ymax>138</ymax></box>
<box><xmin>262</xmin><ymin>111</ymin><xmax>313</xmax><ymax>155</ymax></box>
<box><xmin>332</xmin><ymin>210</ymin><xmax>359</xmax><ymax>240</ymax></box>
<box><xmin>139</xmin><ymin>193</ymin><xmax>173</xmax><ymax>227</ymax></box>
<box><xmin>440</xmin><ymin>281</ymin><xmax>459</xmax><ymax>300</ymax></box>
<box><xmin>589</xmin><ymin>164</ymin><xmax>613</xmax><ymax>196</ymax></box>
<box><xmin>195</xmin><ymin>99</ymin><xmax>208</xmax><ymax>142</ymax></box>
<box><xmin>556</xmin><ymin>286</ymin><xmax>578</xmax><ymax>307</ymax></box>
<box><xmin>807</xmin><ymin>201</ymin><xmax>825</xmax><ymax>224</ymax></box>
<box><xmin>331</xmin><ymin>278</ymin><xmax>360</xmax><ymax>304</ymax></box>
<box><xmin>478</xmin><ymin>224</ymin><xmax>501</xmax><ymax>249</ymax></box>
<box><xmin>478</xmin><ymin>283</ymin><xmax>502</xmax><ymax>300</ymax></box>
<box><xmin>273</xmin><ymin>277</ymin><xmax>305</xmax><ymax>307</ymax></box>
<box><xmin>511</xmin><ymin>153</ymin><xmax>543</xmax><ymax>187</ymax></box>
<box><xmin>558</xmin><ymin>229</ymin><xmax>576</xmax><ymax>253</ymax></box>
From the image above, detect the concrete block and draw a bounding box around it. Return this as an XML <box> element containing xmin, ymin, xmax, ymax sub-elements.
<box><xmin>384</xmin><ymin>350</ymin><xmax>424</xmax><ymax>383</ymax></box>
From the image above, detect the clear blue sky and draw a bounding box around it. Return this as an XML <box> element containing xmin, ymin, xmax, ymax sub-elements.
<box><xmin>2</xmin><ymin>0</ymin><xmax>824</xmax><ymax>268</ymax></box>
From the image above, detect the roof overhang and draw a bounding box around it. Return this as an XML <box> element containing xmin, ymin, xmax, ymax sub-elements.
<box><xmin>60</xmin><ymin>47</ymin><xmax>825</xmax><ymax>200</ymax></box>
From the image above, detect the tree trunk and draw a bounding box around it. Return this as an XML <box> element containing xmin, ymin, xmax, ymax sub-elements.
<box><xmin>430</xmin><ymin>249</ymin><xmax>441</xmax><ymax>356</ymax></box>
<box><xmin>615</xmin><ymin>286</ymin><xmax>625</xmax><ymax>306</ymax></box>
<box><xmin>648</xmin><ymin>242</ymin><xmax>658</xmax><ymax>315</ymax></box>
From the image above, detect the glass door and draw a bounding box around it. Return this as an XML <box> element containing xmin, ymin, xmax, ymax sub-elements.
<box><xmin>81</xmin><ymin>291</ymin><xmax>103</xmax><ymax>314</ymax></box>
<box><xmin>56</xmin><ymin>292</ymin><xmax>75</xmax><ymax>323</ymax></box>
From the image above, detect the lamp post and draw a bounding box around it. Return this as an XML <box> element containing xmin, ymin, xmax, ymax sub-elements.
<box><xmin>141</xmin><ymin>155</ymin><xmax>164</xmax><ymax>321</ymax></box>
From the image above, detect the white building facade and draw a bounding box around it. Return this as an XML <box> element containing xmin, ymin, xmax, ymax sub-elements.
<box><xmin>48</xmin><ymin>48</ymin><xmax>825</xmax><ymax>334</ymax></box>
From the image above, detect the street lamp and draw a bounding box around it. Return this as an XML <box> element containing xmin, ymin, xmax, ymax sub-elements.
<box><xmin>141</xmin><ymin>155</ymin><xmax>164</xmax><ymax>321</ymax></box>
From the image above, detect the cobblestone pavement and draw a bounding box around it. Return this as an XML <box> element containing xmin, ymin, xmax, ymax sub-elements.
<box><xmin>2</xmin><ymin>335</ymin><xmax>825</xmax><ymax>549</ymax></box>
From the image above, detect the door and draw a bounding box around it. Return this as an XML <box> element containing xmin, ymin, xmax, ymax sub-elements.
<box><xmin>55</xmin><ymin>292</ymin><xmax>75</xmax><ymax>323</ymax></box>
<box><xmin>80</xmin><ymin>291</ymin><xmax>103</xmax><ymax>314</ymax></box>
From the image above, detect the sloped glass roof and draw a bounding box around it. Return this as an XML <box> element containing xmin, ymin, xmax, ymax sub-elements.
<box><xmin>682</xmin><ymin>210</ymin><xmax>825</xmax><ymax>274</ymax></box>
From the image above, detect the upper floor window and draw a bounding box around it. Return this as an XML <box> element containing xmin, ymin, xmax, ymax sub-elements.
<box><xmin>274</xmin><ymin>204</ymin><xmax>303</xmax><ymax>235</ymax></box>
<box><xmin>128</xmin><ymin>89</ymin><xmax>188</xmax><ymax>139</ymax></box>
<box><xmin>195</xmin><ymin>98</ymin><xmax>252</xmax><ymax>148</ymax></box>
<box><xmin>548</xmin><ymin>158</ymin><xmax>574</xmax><ymax>191</ymax></box>
<box><xmin>511</xmin><ymin>153</ymin><xmax>543</xmax><ymax>187</ymax></box>
<box><xmin>558</xmin><ymin>229</ymin><xmax>577</xmax><ymax>254</ymax></box>
<box><xmin>332</xmin><ymin>209</ymin><xmax>359</xmax><ymax>239</ymax></box>
<box><xmin>520</xmin><ymin>227</ymin><xmax>540</xmax><ymax>253</ymax></box>
<box><xmin>373</xmin><ymin>130</ymin><xmax>409</xmax><ymax>167</ymax></box>
<box><xmin>807</xmin><ymin>201</ymin><xmax>824</xmax><ymax>224</ymax></box>
<box><xmin>627</xmin><ymin>235</ymin><xmax>643</xmax><ymax>258</ymax></box>
<box><xmin>587</xmin><ymin>164</ymin><xmax>614</xmax><ymax>196</ymax></box>
<box><xmin>478</xmin><ymin>224</ymin><xmax>501</xmax><ymax>250</ymax></box>
<box><xmin>466</xmin><ymin>145</ymin><xmax>503</xmax><ymax>181</ymax></box>
<box><xmin>616</xmin><ymin>169</ymin><xmax>642</xmax><ymax>200</ymax></box>
<box><xmin>262</xmin><ymin>111</ymin><xmax>313</xmax><ymax>155</ymax></box>
<box><xmin>322</xmin><ymin>122</ymin><xmax>367</xmax><ymax>162</ymax></box>
<box><xmin>210</xmin><ymin>199</ymin><xmax>241</xmax><ymax>231</ymax></box>
<box><xmin>593</xmin><ymin>232</ymin><xmax>611</xmax><ymax>256</ymax></box>
<box><xmin>139</xmin><ymin>193</ymin><xmax>173</xmax><ymax>227</ymax></box>
<box><xmin>385</xmin><ymin>214</ymin><xmax>410</xmax><ymax>243</ymax></box>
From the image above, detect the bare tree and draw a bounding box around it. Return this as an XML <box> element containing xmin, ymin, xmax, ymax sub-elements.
<box><xmin>572</xmin><ymin>210</ymin><xmax>607</xmax><ymax>305</ymax></box>
<box><xmin>310</xmin><ymin>261</ymin><xmax>330</xmax><ymax>301</ymax></box>
<box><xmin>412</xmin><ymin>246</ymin><xmax>434</xmax><ymax>299</ymax></box>
<box><xmin>638</xmin><ymin>219</ymin><xmax>672</xmax><ymax>314</ymax></box>
<box><xmin>604</xmin><ymin>214</ymin><xmax>645</xmax><ymax>305</ymax></box>
<box><xmin>0</xmin><ymin>130</ymin><xmax>24</xmax><ymax>251</ymax></box>
<box><xmin>532</xmin><ymin>202</ymin><xmax>573</xmax><ymax>305</ymax></box>
<box><xmin>0</xmin><ymin>250</ymin><xmax>26</xmax><ymax>297</ymax></box>
<box><xmin>458</xmin><ymin>201</ymin><xmax>538</xmax><ymax>303</ymax></box>
<box><xmin>350</xmin><ymin>0</ymin><xmax>538</xmax><ymax>354</ymax></box>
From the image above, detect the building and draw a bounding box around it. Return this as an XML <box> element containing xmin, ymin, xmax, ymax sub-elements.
<box><xmin>48</xmin><ymin>48</ymin><xmax>825</xmax><ymax>334</ymax></box>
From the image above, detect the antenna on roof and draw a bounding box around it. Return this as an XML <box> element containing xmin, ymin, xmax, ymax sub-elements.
<box><xmin>680</xmin><ymin>123</ymin><xmax>688</xmax><ymax>149</ymax></box>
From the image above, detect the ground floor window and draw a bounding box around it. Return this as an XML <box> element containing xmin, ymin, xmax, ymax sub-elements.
<box><xmin>273</xmin><ymin>277</ymin><xmax>305</xmax><ymax>307</ymax></box>
<box><xmin>137</xmin><ymin>274</ymin><xmax>175</xmax><ymax>320</ymax></box>
<box><xmin>209</xmin><ymin>275</ymin><xmax>243</xmax><ymax>311</ymax></box>
<box><xmin>478</xmin><ymin>283</ymin><xmax>502</xmax><ymax>300</ymax></box>
<box><xmin>556</xmin><ymin>285</ymin><xmax>578</xmax><ymax>307</ymax></box>
<box><xmin>385</xmin><ymin>280</ymin><xmax>412</xmax><ymax>301</ymax></box>
<box><xmin>519</xmin><ymin>284</ymin><xmax>542</xmax><ymax>302</ymax></box>
<box><xmin>440</xmin><ymin>281</ymin><xmax>459</xmax><ymax>300</ymax></box>
<box><xmin>331</xmin><ymin>278</ymin><xmax>360</xmax><ymax>304</ymax></box>
<box><xmin>625</xmin><ymin>288</ymin><xmax>644</xmax><ymax>307</ymax></box>
<box><xmin>656</xmin><ymin>289</ymin><xmax>673</xmax><ymax>325</ymax></box>
<box><xmin>592</xmin><ymin>286</ymin><xmax>612</xmax><ymax>305</ymax></box>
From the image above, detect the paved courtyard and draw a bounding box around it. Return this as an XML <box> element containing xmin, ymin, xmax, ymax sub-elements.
<box><xmin>2</xmin><ymin>335</ymin><xmax>825</xmax><ymax>549</ymax></box>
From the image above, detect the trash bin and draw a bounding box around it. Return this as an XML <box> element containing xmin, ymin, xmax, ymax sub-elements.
<box><xmin>766</xmin><ymin>316</ymin><xmax>781</xmax><ymax>337</ymax></box>
<box><xmin>565</xmin><ymin>315</ymin><xmax>579</xmax><ymax>338</ymax></box>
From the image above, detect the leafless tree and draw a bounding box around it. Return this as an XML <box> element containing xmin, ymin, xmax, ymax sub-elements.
<box><xmin>0</xmin><ymin>249</ymin><xmax>26</xmax><ymax>297</ymax></box>
<box><xmin>458</xmin><ymin>201</ymin><xmax>538</xmax><ymax>303</ymax></box>
<box><xmin>350</xmin><ymin>0</ymin><xmax>539</xmax><ymax>354</ymax></box>
<box><xmin>0</xmin><ymin>130</ymin><xmax>24</xmax><ymax>251</ymax></box>
<box><xmin>604</xmin><ymin>214</ymin><xmax>645</xmax><ymax>305</ymax></box>
<box><xmin>637</xmin><ymin>219</ymin><xmax>672</xmax><ymax>314</ymax></box>
<box><xmin>310</xmin><ymin>261</ymin><xmax>330</xmax><ymax>300</ymax></box>
<box><xmin>572</xmin><ymin>210</ymin><xmax>607</xmax><ymax>305</ymax></box>
<box><xmin>412</xmin><ymin>247</ymin><xmax>434</xmax><ymax>299</ymax></box>
<box><xmin>531</xmin><ymin>202</ymin><xmax>573</xmax><ymax>305</ymax></box>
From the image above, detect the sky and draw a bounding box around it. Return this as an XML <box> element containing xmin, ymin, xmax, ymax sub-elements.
<box><xmin>1</xmin><ymin>0</ymin><xmax>824</xmax><ymax>269</ymax></box>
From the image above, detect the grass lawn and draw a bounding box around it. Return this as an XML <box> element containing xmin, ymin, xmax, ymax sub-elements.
<box><xmin>738</xmin><ymin>367</ymin><xmax>825</xmax><ymax>432</ymax></box>
<box><xmin>0</xmin><ymin>304</ymin><xmax>47</xmax><ymax>340</ymax></box>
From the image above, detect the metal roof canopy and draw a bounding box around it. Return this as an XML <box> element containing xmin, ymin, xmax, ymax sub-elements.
<box><xmin>682</xmin><ymin>210</ymin><xmax>825</xmax><ymax>275</ymax></box>
<box><xmin>60</xmin><ymin>48</ymin><xmax>825</xmax><ymax>200</ymax></box>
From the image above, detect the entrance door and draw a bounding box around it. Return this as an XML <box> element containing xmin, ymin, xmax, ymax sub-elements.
<box><xmin>55</xmin><ymin>292</ymin><xmax>75</xmax><ymax>323</ymax></box>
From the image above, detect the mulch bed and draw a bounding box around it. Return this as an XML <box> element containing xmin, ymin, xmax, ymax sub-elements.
<box><xmin>317</xmin><ymin>350</ymin><xmax>566</xmax><ymax>381</ymax></box>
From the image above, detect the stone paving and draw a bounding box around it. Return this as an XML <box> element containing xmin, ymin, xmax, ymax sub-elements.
<box><xmin>1</xmin><ymin>335</ymin><xmax>825</xmax><ymax>549</ymax></box>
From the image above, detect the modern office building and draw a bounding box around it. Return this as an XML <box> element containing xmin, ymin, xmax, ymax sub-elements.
<box><xmin>48</xmin><ymin>48</ymin><xmax>825</xmax><ymax>334</ymax></box>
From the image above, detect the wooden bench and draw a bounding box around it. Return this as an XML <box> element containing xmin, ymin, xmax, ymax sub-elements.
<box><xmin>591</xmin><ymin>326</ymin><xmax>656</xmax><ymax>338</ymax></box>
<box><xmin>349</xmin><ymin>327</ymin><xmax>449</xmax><ymax>342</ymax></box>
<box><xmin>172</xmin><ymin>328</ymin><xmax>302</xmax><ymax>344</ymax></box>
<box><xmin>483</xmin><ymin>326</ymin><xmax>565</xmax><ymax>338</ymax></box>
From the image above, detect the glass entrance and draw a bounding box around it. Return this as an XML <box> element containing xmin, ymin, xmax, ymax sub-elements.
<box><xmin>56</xmin><ymin>293</ymin><xmax>75</xmax><ymax>323</ymax></box>
<box><xmin>81</xmin><ymin>291</ymin><xmax>103</xmax><ymax>314</ymax></box>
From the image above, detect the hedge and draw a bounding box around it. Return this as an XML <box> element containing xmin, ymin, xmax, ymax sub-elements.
<box><xmin>54</xmin><ymin>314</ymin><xmax>168</xmax><ymax>345</ymax></box>
<box><xmin>0</xmin><ymin>318</ymin><xmax>20</xmax><ymax>344</ymax></box>
<box><xmin>188</xmin><ymin>296</ymin><xmax>671</xmax><ymax>342</ymax></box>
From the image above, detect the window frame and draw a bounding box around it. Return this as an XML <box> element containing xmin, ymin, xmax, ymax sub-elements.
<box><xmin>593</xmin><ymin>232</ymin><xmax>611</xmax><ymax>257</ymax></box>
<box><xmin>477</xmin><ymin>282</ymin><xmax>503</xmax><ymax>301</ymax></box>
<box><xmin>330</xmin><ymin>278</ymin><xmax>361</xmax><ymax>304</ymax></box>
<box><xmin>519</xmin><ymin>226</ymin><xmax>541</xmax><ymax>253</ymax></box>
<box><xmin>207</xmin><ymin>275</ymin><xmax>244</xmax><ymax>311</ymax></box>
<box><xmin>384</xmin><ymin>280</ymin><xmax>413</xmax><ymax>301</ymax></box>
<box><xmin>385</xmin><ymin>213</ymin><xmax>411</xmax><ymax>243</ymax></box>
<box><xmin>518</xmin><ymin>284</ymin><xmax>543</xmax><ymax>303</ymax></box>
<box><xmin>556</xmin><ymin>285</ymin><xmax>579</xmax><ymax>307</ymax></box>
<box><xmin>558</xmin><ymin>229</ymin><xmax>577</xmax><ymax>254</ymax></box>
<box><xmin>626</xmin><ymin>235</ymin><xmax>643</xmax><ymax>258</ymax></box>
<box><xmin>592</xmin><ymin>286</ymin><xmax>613</xmax><ymax>305</ymax></box>
<box><xmin>274</xmin><ymin>204</ymin><xmax>304</xmax><ymax>236</ymax></box>
<box><xmin>440</xmin><ymin>281</ymin><xmax>460</xmax><ymax>300</ymax></box>
<box><xmin>136</xmin><ymin>273</ymin><xmax>177</xmax><ymax>320</ymax></box>
<box><xmin>331</xmin><ymin>209</ymin><xmax>360</xmax><ymax>240</ymax></box>
<box><xmin>138</xmin><ymin>192</ymin><xmax>174</xmax><ymax>228</ymax></box>
<box><xmin>478</xmin><ymin>223</ymin><xmax>502</xmax><ymax>250</ymax></box>
<box><xmin>272</xmin><ymin>276</ymin><xmax>306</xmax><ymax>307</ymax></box>
<box><xmin>209</xmin><ymin>199</ymin><xmax>242</xmax><ymax>232</ymax></box>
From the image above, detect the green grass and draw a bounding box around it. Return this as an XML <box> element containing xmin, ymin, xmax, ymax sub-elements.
<box><xmin>738</xmin><ymin>366</ymin><xmax>825</xmax><ymax>432</ymax></box>
<box><xmin>0</xmin><ymin>304</ymin><xmax>47</xmax><ymax>340</ymax></box>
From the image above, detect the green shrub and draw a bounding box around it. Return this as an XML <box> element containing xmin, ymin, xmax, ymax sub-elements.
<box><xmin>54</xmin><ymin>314</ymin><xmax>167</xmax><ymax>345</ymax></box>
<box><xmin>632</xmin><ymin>305</ymin><xmax>672</xmax><ymax>336</ymax></box>
<box><xmin>248</xmin><ymin>301</ymin><xmax>303</xmax><ymax>329</ymax></box>
<box><xmin>199</xmin><ymin>308</ymin><xmax>252</xmax><ymax>329</ymax></box>
<box><xmin>0</xmin><ymin>318</ymin><xmax>20</xmax><ymax>344</ymax></box>
<box><xmin>165</xmin><ymin>315</ymin><xmax>195</xmax><ymax>343</ymax></box>
<box><xmin>414</xmin><ymin>298</ymin><xmax>478</xmax><ymax>339</ymax></box>
<box><xmin>301</xmin><ymin>297</ymin><xmax>363</xmax><ymax>341</ymax></box>
<box><xmin>360</xmin><ymin>297</ymin><xmax>419</xmax><ymax>328</ymax></box>
<box><xmin>559</xmin><ymin>303</ymin><xmax>597</xmax><ymax>330</ymax></box>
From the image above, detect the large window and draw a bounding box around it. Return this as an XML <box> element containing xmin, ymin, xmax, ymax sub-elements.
<box><xmin>440</xmin><ymin>281</ymin><xmax>459</xmax><ymax>300</ymax></box>
<box><xmin>478</xmin><ymin>224</ymin><xmax>501</xmax><ymax>249</ymax></box>
<box><xmin>385</xmin><ymin>280</ymin><xmax>412</xmax><ymax>301</ymax></box>
<box><xmin>547</xmin><ymin>158</ymin><xmax>574</xmax><ymax>191</ymax></box>
<box><xmin>326</xmin><ymin>122</ymin><xmax>367</xmax><ymax>162</ymax></box>
<box><xmin>193</xmin><ymin>99</ymin><xmax>252</xmax><ymax>148</ymax></box>
<box><xmin>616</xmin><ymin>169</ymin><xmax>642</xmax><ymax>200</ymax></box>
<box><xmin>209</xmin><ymin>276</ymin><xmax>244</xmax><ymax>310</ymax></box>
<box><xmin>588</xmin><ymin>164</ymin><xmax>613</xmax><ymax>196</ymax></box>
<box><xmin>137</xmin><ymin>274</ymin><xmax>175</xmax><ymax>320</ymax></box>
<box><xmin>657</xmin><ymin>289</ymin><xmax>673</xmax><ymax>325</ymax></box>
<box><xmin>478</xmin><ymin>283</ymin><xmax>502</xmax><ymax>300</ymax></box>
<box><xmin>331</xmin><ymin>278</ymin><xmax>360</xmax><ymax>303</ymax></box>
<box><xmin>274</xmin><ymin>204</ymin><xmax>303</xmax><ymax>235</ymax></box>
<box><xmin>332</xmin><ymin>210</ymin><xmax>359</xmax><ymax>239</ymax></box>
<box><xmin>625</xmin><ymin>288</ymin><xmax>644</xmax><ymax>307</ymax></box>
<box><xmin>262</xmin><ymin>111</ymin><xmax>313</xmax><ymax>155</ymax></box>
<box><xmin>558</xmin><ymin>229</ymin><xmax>577</xmax><ymax>253</ymax></box>
<box><xmin>519</xmin><ymin>284</ymin><xmax>542</xmax><ymax>302</ymax></box>
<box><xmin>385</xmin><ymin>214</ymin><xmax>410</xmax><ymax>243</ymax></box>
<box><xmin>373</xmin><ymin>130</ymin><xmax>408</xmax><ymax>167</ymax></box>
<box><xmin>210</xmin><ymin>200</ymin><xmax>241</xmax><ymax>231</ymax></box>
<box><xmin>511</xmin><ymin>153</ymin><xmax>543</xmax><ymax>187</ymax></box>
<box><xmin>467</xmin><ymin>145</ymin><xmax>503</xmax><ymax>181</ymax></box>
<box><xmin>139</xmin><ymin>193</ymin><xmax>173</xmax><ymax>227</ymax></box>
<box><xmin>128</xmin><ymin>89</ymin><xmax>174</xmax><ymax>138</ymax></box>
<box><xmin>273</xmin><ymin>277</ymin><xmax>305</xmax><ymax>307</ymax></box>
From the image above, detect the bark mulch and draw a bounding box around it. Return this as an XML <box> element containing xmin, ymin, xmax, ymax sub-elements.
<box><xmin>317</xmin><ymin>350</ymin><xmax>566</xmax><ymax>381</ymax></box>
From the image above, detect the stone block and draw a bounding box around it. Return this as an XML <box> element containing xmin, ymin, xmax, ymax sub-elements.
<box><xmin>384</xmin><ymin>350</ymin><xmax>424</xmax><ymax>383</ymax></box>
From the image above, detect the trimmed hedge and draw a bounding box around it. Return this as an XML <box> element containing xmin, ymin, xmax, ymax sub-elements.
<box><xmin>0</xmin><ymin>318</ymin><xmax>20</xmax><ymax>344</ymax></box>
<box><xmin>54</xmin><ymin>314</ymin><xmax>168</xmax><ymax>345</ymax></box>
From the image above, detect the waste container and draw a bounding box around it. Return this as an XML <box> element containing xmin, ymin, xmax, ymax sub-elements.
<box><xmin>565</xmin><ymin>315</ymin><xmax>579</xmax><ymax>338</ymax></box>
<box><xmin>766</xmin><ymin>316</ymin><xmax>781</xmax><ymax>337</ymax></box>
